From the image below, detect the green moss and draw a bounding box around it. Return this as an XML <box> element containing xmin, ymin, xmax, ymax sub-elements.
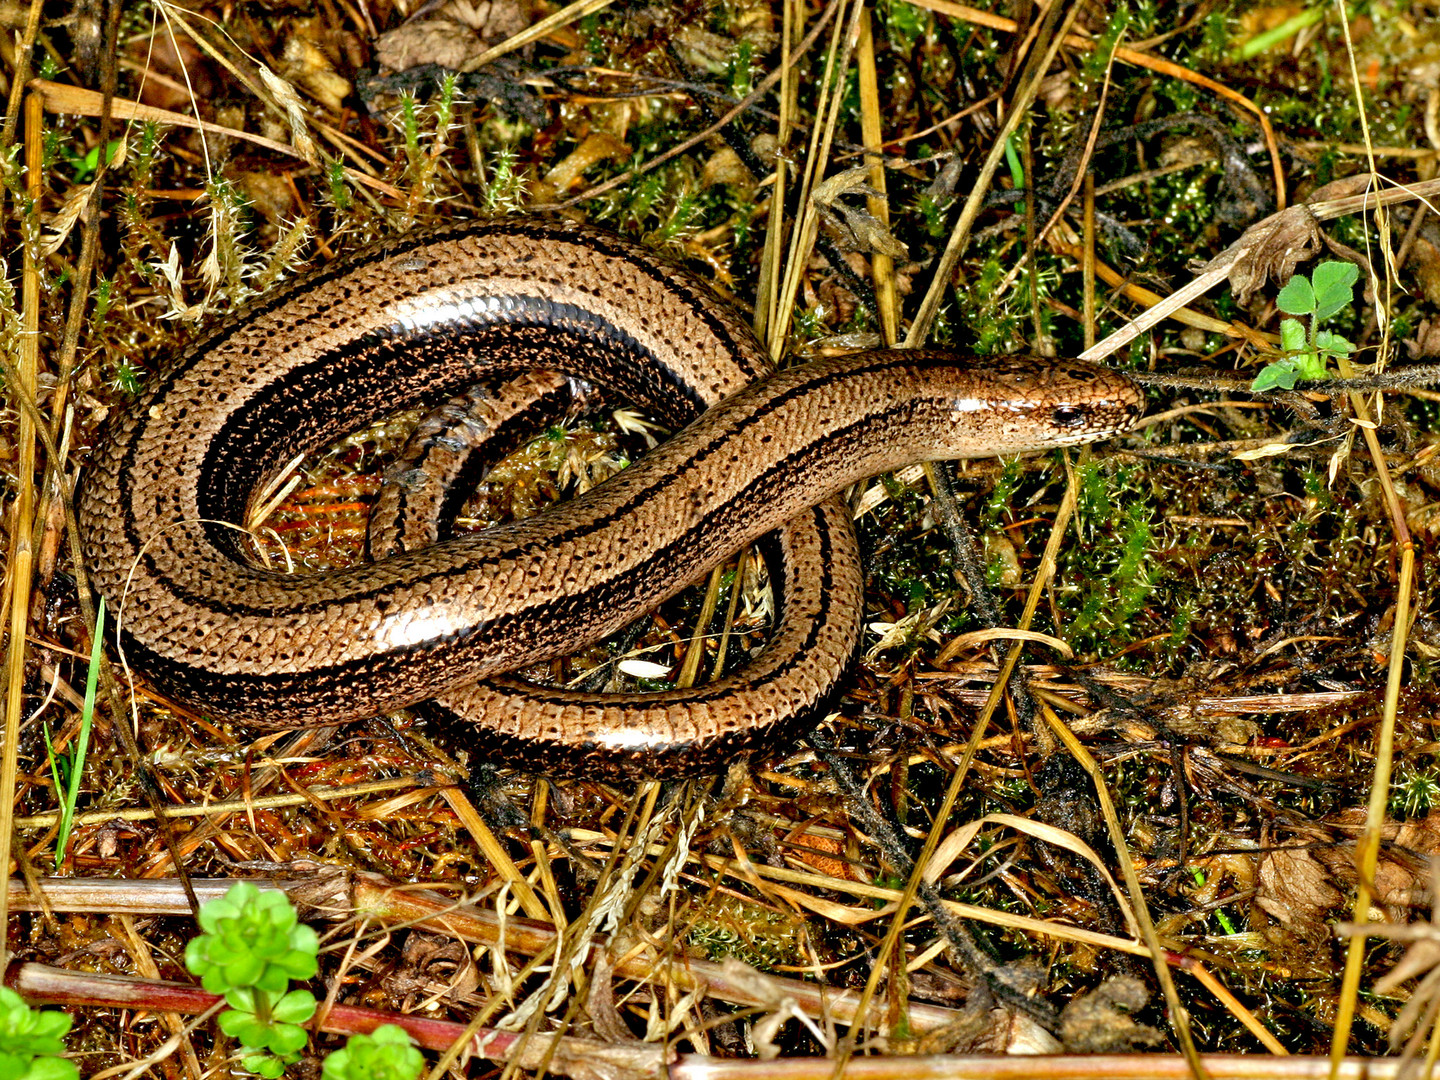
<box><xmin>1165</xmin><ymin>598</ymin><xmax>1196</xmax><ymax>665</ymax></box>
<box><xmin>327</xmin><ymin>159</ymin><xmax>350</xmax><ymax>212</ymax></box>
<box><xmin>651</xmin><ymin>189</ymin><xmax>701</xmax><ymax>244</ymax></box>
<box><xmin>879</xmin><ymin>0</ymin><xmax>931</xmax><ymax>49</ymax></box>
<box><xmin>917</xmin><ymin>192</ymin><xmax>949</xmax><ymax>238</ymax></box>
<box><xmin>959</xmin><ymin>254</ymin><xmax>1024</xmax><ymax>353</ymax></box>
<box><xmin>791</xmin><ymin>304</ymin><xmax>829</xmax><ymax>342</ymax></box>
<box><xmin>1059</xmin><ymin>464</ymin><xmax>1161</xmax><ymax>659</ymax></box>
<box><xmin>980</xmin><ymin>459</ymin><xmax>1023</xmax><ymax>531</ymax></box>
<box><xmin>1080</xmin><ymin>6</ymin><xmax>1131</xmax><ymax>82</ymax></box>
<box><xmin>1163</xmin><ymin>79</ymin><xmax>1200</xmax><ymax>113</ymax></box>
<box><xmin>480</xmin><ymin>145</ymin><xmax>525</xmax><ymax>214</ymax></box>
<box><xmin>1391</xmin><ymin>761</ymin><xmax>1440</xmax><ymax>819</ymax></box>
<box><xmin>41</xmin><ymin>126</ymin><xmax>61</xmax><ymax>175</ymax></box>
<box><xmin>399</xmin><ymin>91</ymin><xmax>421</xmax><ymax>172</ymax></box>
<box><xmin>685</xmin><ymin>894</ymin><xmax>807</xmax><ymax>967</ymax></box>
<box><xmin>727</xmin><ymin>39</ymin><xmax>756</xmax><ymax>98</ymax></box>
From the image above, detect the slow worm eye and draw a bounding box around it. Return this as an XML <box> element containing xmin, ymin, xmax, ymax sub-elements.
<box><xmin>1051</xmin><ymin>404</ymin><xmax>1088</xmax><ymax>429</ymax></box>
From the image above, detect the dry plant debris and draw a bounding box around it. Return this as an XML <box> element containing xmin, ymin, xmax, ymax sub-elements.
<box><xmin>5</xmin><ymin>0</ymin><xmax>1440</xmax><ymax>1076</ymax></box>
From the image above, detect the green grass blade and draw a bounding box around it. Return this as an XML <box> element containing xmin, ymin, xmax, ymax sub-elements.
<box><xmin>55</xmin><ymin>597</ymin><xmax>103</xmax><ymax>868</ymax></box>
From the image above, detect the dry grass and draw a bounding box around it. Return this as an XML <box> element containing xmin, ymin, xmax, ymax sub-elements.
<box><xmin>5</xmin><ymin>0</ymin><xmax>1440</xmax><ymax>1076</ymax></box>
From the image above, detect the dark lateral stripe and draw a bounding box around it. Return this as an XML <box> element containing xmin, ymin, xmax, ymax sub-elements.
<box><xmin>128</xmin><ymin>410</ymin><xmax>876</xmax><ymax>695</ymax></box>
<box><xmin>137</xmin><ymin>219</ymin><xmax>761</xmax><ymax>413</ymax></box>
<box><xmin>449</xmin><ymin>509</ymin><xmax>847</xmax><ymax>714</ymax></box>
<box><xmin>136</xmin><ymin>363</ymin><xmax>916</xmax><ymax>624</ymax></box>
<box><xmin>118</xmin><ymin>224</ymin><xmax>760</xmax><ymax>577</ymax></box>
<box><xmin>126</xmin><ymin>305</ymin><xmax>703</xmax><ymax>599</ymax></box>
<box><xmin>124</xmin><ymin>504</ymin><xmax>842</xmax><ymax>719</ymax></box>
<box><xmin>188</xmin><ymin>297</ymin><xmax>701</xmax><ymax>512</ymax></box>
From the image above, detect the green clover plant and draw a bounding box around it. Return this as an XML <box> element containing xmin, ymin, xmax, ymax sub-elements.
<box><xmin>0</xmin><ymin>987</ymin><xmax>78</xmax><ymax>1080</ymax></box>
<box><xmin>185</xmin><ymin>882</ymin><xmax>320</xmax><ymax>1078</ymax></box>
<box><xmin>1251</xmin><ymin>260</ymin><xmax>1359</xmax><ymax>392</ymax></box>
<box><xmin>322</xmin><ymin>1025</ymin><xmax>425</xmax><ymax>1080</ymax></box>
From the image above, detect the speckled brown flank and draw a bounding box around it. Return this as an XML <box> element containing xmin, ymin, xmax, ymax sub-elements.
<box><xmin>75</xmin><ymin>220</ymin><xmax>1144</xmax><ymax>780</ymax></box>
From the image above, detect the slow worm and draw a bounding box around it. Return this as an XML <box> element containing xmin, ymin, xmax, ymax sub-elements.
<box><xmin>77</xmin><ymin>219</ymin><xmax>1144</xmax><ymax>778</ymax></box>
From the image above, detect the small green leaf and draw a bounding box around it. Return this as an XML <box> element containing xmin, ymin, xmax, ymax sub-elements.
<box><xmin>252</xmin><ymin>965</ymin><xmax>293</xmax><ymax>996</ymax></box>
<box><xmin>184</xmin><ymin>938</ymin><xmax>209</xmax><ymax>977</ymax></box>
<box><xmin>241</xmin><ymin>1051</ymin><xmax>287</xmax><ymax>1079</ymax></box>
<box><xmin>0</xmin><ymin>989</ymin><xmax>75</xmax><ymax>1073</ymax></box>
<box><xmin>272</xmin><ymin>990</ymin><xmax>317</xmax><ymax>1025</ymax></box>
<box><xmin>30</xmin><ymin>1013</ymin><xmax>72</xmax><ymax>1045</ymax></box>
<box><xmin>265</xmin><ymin>1022</ymin><xmax>308</xmax><ymax>1056</ymax></box>
<box><xmin>1252</xmin><ymin>361</ymin><xmax>1299</xmax><ymax>392</ymax></box>
<box><xmin>1311</xmin><ymin>260</ymin><xmax>1359</xmax><ymax>320</ymax></box>
<box><xmin>0</xmin><ymin>1051</ymin><xmax>27</xmax><ymax>1080</ymax></box>
<box><xmin>218</xmin><ymin>1010</ymin><xmax>269</xmax><ymax>1046</ymax></box>
<box><xmin>322</xmin><ymin>1026</ymin><xmax>424</xmax><ymax>1080</ymax></box>
<box><xmin>25</xmin><ymin>1057</ymin><xmax>79</xmax><ymax>1080</ymax></box>
<box><xmin>1276</xmin><ymin>274</ymin><xmax>1316</xmax><ymax>315</ymax></box>
<box><xmin>1315</xmin><ymin>329</ymin><xmax>1355</xmax><ymax>357</ymax></box>
<box><xmin>221</xmin><ymin>952</ymin><xmax>266</xmax><ymax>991</ymax></box>
<box><xmin>1279</xmin><ymin>318</ymin><xmax>1307</xmax><ymax>353</ymax></box>
<box><xmin>368</xmin><ymin>1026</ymin><xmax>415</xmax><ymax>1048</ymax></box>
<box><xmin>225</xmin><ymin>987</ymin><xmax>259</xmax><ymax>1014</ymax></box>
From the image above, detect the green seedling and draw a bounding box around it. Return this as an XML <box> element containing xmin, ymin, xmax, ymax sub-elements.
<box><xmin>0</xmin><ymin>986</ymin><xmax>77</xmax><ymax>1080</ymax></box>
<box><xmin>1251</xmin><ymin>260</ymin><xmax>1358</xmax><ymax>392</ymax></box>
<box><xmin>322</xmin><ymin>1025</ymin><xmax>425</xmax><ymax>1080</ymax></box>
<box><xmin>65</xmin><ymin>139</ymin><xmax>122</xmax><ymax>183</ymax></box>
<box><xmin>185</xmin><ymin>882</ymin><xmax>320</xmax><ymax>1078</ymax></box>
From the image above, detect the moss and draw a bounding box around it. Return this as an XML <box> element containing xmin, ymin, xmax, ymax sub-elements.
<box><xmin>1059</xmin><ymin>464</ymin><xmax>1162</xmax><ymax>660</ymax></box>
<box><xmin>1391</xmin><ymin>761</ymin><xmax>1440</xmax><ymax>819</ymax></box>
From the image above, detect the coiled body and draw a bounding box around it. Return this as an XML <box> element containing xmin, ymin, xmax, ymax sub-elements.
<box><xmin>77</xmin><ymin>220</ymin><xmax>1143</xmax><ymax>778</ymax></box>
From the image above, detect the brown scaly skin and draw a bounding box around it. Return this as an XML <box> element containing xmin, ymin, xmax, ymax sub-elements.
<box><xmin>77</xmin><ymin>219</ymin><xmax>1144</xmax><ymax>779</ymax></box>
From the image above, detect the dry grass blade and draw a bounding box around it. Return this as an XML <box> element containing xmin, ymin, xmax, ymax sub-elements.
<box><xmin>678</xmin><ymin>565</ymin><xmax>727</xmax><ymax>690</ymax></box>
<box><xmin>0</xmin><ymin>0</ymin><xmax>43</xmax><ymax>146</ymax></box>
<box><xmin>29</xmin><ymin>79</ymin><xmax>403</xmax><ymax>197</ymax></box>
<box><xmin>775</xmin><ymin>0</ymin><xmax>862</xmax><ymax>338</ymax></box>
<box><xmin>1324</xmin><ymin>10</ymin><xmax>1418</xmax><ymax>1069</ymax></box>
<box><xmin>13</xmin><ymin>0</ymin><xmax>1440</xmax><ymax>1068</ymax></box>
<box><xmin>9</xmin><ymin>775</ymin><xmax>425</xmax><ymax>829</ymax></box>
<box><xmin>753</xmin><ymin>0</ymin><xmax>798</xmax><ymax>352</ymax></box>
<box><xmin>907</xmin><ymin>0</ymin><xmax>1286</xmax><ymax>210</ymax></box>
<box><xmin>903</xmin><ymin>1</ymin><xmax>1080</xmax><ymax>348</ymax></box>
<box><xmin>935</xmin><ymin>626</ymin><xmax>1074</xmax><ymax>664</ymax></box>
<box><xmin>855</xmin><ymin>9</ymin><xmax>897</xmax><ymax>346</ymax></box>
<box><xmin>920</xmin><ymin>813</ymin><xmax>1138</xmax><ymax>937</ymax></box>
<box><xmin>1041</xmin><ymin>704</ymin><xmax>1208</xmax><ymax>1080</ymax></box>
<box><xmin>462</xmin><ymin>0</ymin><xmax>619</xmax><ymax>73</ymax></box>
<box><xmin>0</xmin><ymin>89</ymin><xmax>44</xmax><ymax>950</ymax></box>
<box><xmin>442</xmin><ymin>789</ymin><xmax>551</xmax><ymax>922</ymax></box>
<box><xmin>672</xmin><ymin>1054</ymin><xmax>1414</xmax><ymax>1080</ymax></box>
<box><xmin>1079</xmin><ymin>176</ymin><xmax>1440</xmax><ymax>363</ymax></box>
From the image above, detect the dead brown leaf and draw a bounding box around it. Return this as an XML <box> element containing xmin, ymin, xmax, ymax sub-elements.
<box><xmin>375</xmin><ymin>20</ymin><xmax>484</xmax><ymax>73</ymax></box>
<box><xmin>374</xmin><ymin>0</ymin><xmax>533</xmax><ymax>72</ymax></box>
<box><xmin>1059</xmin><ymin>975</ymin><xmax>1166</xmax><ymax>1053</ymax></box>
<box><xmin>1405</xmin><ymin>317</ymin><xmax>1440</xmax><ymax>357</ymax></box>
<box><xmin>281</xmin><ymin>35</ymin><xmax>351</xmax><ymax>113</ymax></box>
<box><xmin>1228</xmin><ymin>205</ymin><xmax>1323</xmax><ymax>305</ymax></box>
<box><xmin>1256</xmin><ymin>846</ymin><xmax>1342</xmax><ymax>973</ymax></box>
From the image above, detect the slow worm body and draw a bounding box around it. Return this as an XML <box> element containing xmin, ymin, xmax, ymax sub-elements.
<box><xmin>78</xmin><ymin>219</ymin><xmax>1144</xmax><ymax>778</ymax></box>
